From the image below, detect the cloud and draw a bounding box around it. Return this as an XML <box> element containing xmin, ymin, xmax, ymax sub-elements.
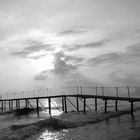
<box><xmin>64</xmin><ymin>55</ymin><xmax>84</xmax><ymax>64</ymax></box>
<box><xmin>0</xmin><ymin>13</ymin><xmax>22</xmax><ymax>28</ymax></box>
<box><xmin>29</xmin><ymin>54</ymin><xmax>47</xmax><ymax>60</ymax></box>
<box><xmin>34</xmin><ymin>51</ymin><xmax>83</xmax><ymax>81</ymax></box>
<box><xmin>34</xmin><ymin>70</ymin><xmax>48</xmax><ymax>81</ymax></box>
<box><xmin>88</xmin><ymin>52</ymin><xmax>121</xmax><ymax>65</ymax></box>
<box><xmin>132</xmin><ymin>28</ymin><xmax>140</xmax><ymax>35</ymax></box>
<box><xmin>88</xmin><ymin>42</ymin><xmax>140</xmax><ymax>65</ymax></box>
<box><xmin>51</xmin><ymin>51</ymin><xmax>77</xmax><ymax>75</ymax></box>
<box><xmin>63</xmin><ymin>39</ymin><xmax>109</xmax><ymax>51</ymax></box>
<box><xmin>12</xmin><ymin>40</ymin><xmax>53</xmax><ymax>58</ymax></box>
<box><xmin>126</xmin><ymin>42</ymin><xmax>140</xmax><ymax>57</ymax></box>
<box><xmin>110</xmin><ymin>71</ymin><xmax>140</xmax><ymax>86</ymax></box>
<box><xmin>34</xmin><ymin>51</ymin><xmax>79</xmax><ymax>81</ymax></box>
<box><xmin>58</xmin><ymin>28</ymin><xmax>89</xmax><ymax>36</ymax></box>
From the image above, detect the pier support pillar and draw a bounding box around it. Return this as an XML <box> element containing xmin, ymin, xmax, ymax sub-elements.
<box><xmin>48</xmin><ymin>98</ymin><xmax>51</xmax><ymax>115</ymax></box>
<box><xmin>76</xmin><ymin>96</ymin><xmax>79</xmax><ymax>111</ymax></box>
<box><xmin>64</xmin><ymin>96</ymin><xmax>67</xmax><ymax>113</ymax></box>
<box><xmin>95</xmin><ymin>98</ymin><xmax>97</xmax><ymax>111</ymax></box>
<box><xmin>115</xmin><ymin>100</ymin><xmax>118</xmax><ymax>111</ymax></box>
<box><xmin>131</xmin><ymin>101</ymin><xmax>134</xmax><ymax>117</ymax></box>
<box><xmin>83</xmin><ymin>98</ymin><xmax>86</xmax><ymax>113</ymax></box>
<box><xmin>36</xmin><ymin>98</ymin><xmax>39</xmax><ymax>117</ymax></box>
<box><xmin>62</xmin><ymin>97</ymin><xmax>64</xmax><ymax>111</ymax></box>
<box><xmin>105</xmin><ymin>99</ymin><xmax>107</xmax><ymax>113</ymax></box>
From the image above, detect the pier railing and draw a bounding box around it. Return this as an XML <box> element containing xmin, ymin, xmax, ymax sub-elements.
<box><xmin>0</xmin><ymin>86</ymin><xmax>140</xmax><ymax>117</ymax></box>
<box><xmin>1</xmin><ymin>86</ymin><xmax>140</xmax><ymax>99</ymax></box>
<box><xmin>61</xmin><ymin>86</ymin><xmax>140</xmax><ymax>98</ymax></box>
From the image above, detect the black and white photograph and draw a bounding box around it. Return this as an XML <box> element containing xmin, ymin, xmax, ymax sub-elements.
<box><xmin>0</xmin><ymin>0</ymin><xmax>140</xmax><ymax>139</ymax></box>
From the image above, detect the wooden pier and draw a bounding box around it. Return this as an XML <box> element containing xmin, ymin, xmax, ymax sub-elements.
<box><xmin>0</xmin><ymin>94</ymin><xmax>140</xmax><ymax>117</ymax></box>
<box><xmin>0</xmin><ymin>86</ymin><xmax>140</xmax><ymax>117</ymax></box>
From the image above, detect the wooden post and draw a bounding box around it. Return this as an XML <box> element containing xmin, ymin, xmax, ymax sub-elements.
<box><xmin>36</xmin><ymin>98</ymin><xmax>39</xmax><ymax>117</ymax></box>
<box><xmin>83</xmin><ymin>98</ymin><xmax>86</xmax><ymax>113</ymax></box>
<box><xmin>76</xmin><ymin>96</ymin><xmax>79</xmax><ymax>111</ymax></box>
<box><xmin>95</xmin><ymin>98</ymin><xmax>97</xmax><ymax>111</ymax></box>
<box><xmin>48</xmin><ymin>98</ymin><xmax>51</xmax><ymax>115</ymax></box>
<box><xmin>116</xmin><ymin>87</ymin><xmax>119</xmax><ymax>97</ymax></box>
<box><xmin>131</xmin><ymin>101</ymin><xmax>134</xmax><ymax>117</ymax></box>
<box><xmin>62</xmin><ymin>97</ymin><xmax>64</xmax><ymax>111</ymax></box>
<box><xmin>105</xmin><ymin>99</ymin><xmax>107</xmax><ymax>113</ymax></box>
<box><xmin>127</xmin><ymin>86</ymin><xmax>130</xmax><ymax>99</ymax></box>
<box><xmin>64</xmin><ymin>96</ymin><xmax>67</xmax><ymax>113</ymax></box>
<box><xmin>102</xmin><ymin>87</ymin><xmax>104</xmax><ymax>96</ymax></box>
<box><xmin>115</xmin><ymin>100</ymin><xmax>118</xmax><ymax>111</ymax></box>
<box><xmin>95</xmin><ymin>86</ymin><xmax>98</xmax><ymax>96</ymax></box>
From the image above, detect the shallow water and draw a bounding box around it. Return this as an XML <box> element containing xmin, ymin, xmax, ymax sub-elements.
<box><xmin>0</xmin><ymin>97</ymin><xmax>140</xmax><ymax>140</ymax></box>
<box><xmin>35</xmin><ymin>111</ymin><xmax>140</xmax><ymax>140</ymax></box>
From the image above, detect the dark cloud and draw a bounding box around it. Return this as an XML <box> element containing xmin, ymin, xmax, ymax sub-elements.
<box><xmin>63</xmin><ymin>39</ymin><xmax>109</xmax><ymax>51</ymax></box>
<box><xmin>88</xmin><ymin>42</ymin><xmax>140</xmax><ymax>65</ymax></box>
<box><xmin>12</xmin><ymin>40</ymin><xmax>54</xmax><ymax>58</ymax></box>
<box><xmin>34</xmin><ymin>51</ymin><xmax>79</xmax><ymax>81</ymax></box>
<box><xmin>51</xmin><ymin>51</ymin><xmax>77</xmax><ymax>75</ymax></box>
<box><xmin>65</xmin><ymin>56</ymin><xmax>84</xmax><ymax>64</ymax></box>
<box><xmin>34</xmin><ymin>70</ymin><xmax>48</xmax><ymax>81</ymax></box>
<box><xmin>58</xmin><ymin>28</ymin><xmax>88</xmax><ymax>36</ymax></box>
<box><xmin>88</xmin><ymin>52</ymin><xmax>121</xmax><ymax>65</ymax></box>
<box><xmin>34</xmin><ymin>51</ymin><xmax>83</xmax><ymax>81</ymax></box>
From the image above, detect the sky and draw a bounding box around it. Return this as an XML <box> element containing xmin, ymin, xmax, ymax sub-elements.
<box><xmin>0</xmin><ymin>0</ymin><xmax>140</xmax><ymax>93</ymax></box>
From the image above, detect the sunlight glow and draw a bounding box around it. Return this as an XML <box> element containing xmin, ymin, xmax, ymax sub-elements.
<box><xmin>43</xmin><ymin>99</ymin><xmax>63</xmax><ymax>116</ymax></box>
<box><xmin>31</xmin><ymin>54</ymin><xmax>54</xmax><ymax>72</ymax></box>
<box><xmin>39</xmin><ymin>130</ymin><xmax>61</xmax><ymax>140</ymax></box>
<box><xmin>44</xmin><ymin>100</ymin><xmax>58</xmax><ymax>108</ymax></box>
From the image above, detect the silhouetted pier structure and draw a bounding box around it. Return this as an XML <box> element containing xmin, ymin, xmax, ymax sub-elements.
<box><xmin>0</xmin><ymin>86</ymin><xmax>140</xmax><ymax>117</ymax></box>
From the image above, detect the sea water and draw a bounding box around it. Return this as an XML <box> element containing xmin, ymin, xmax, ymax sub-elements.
<box><xmin>0</xmin><ymin>87</ymin><xmax>140</xmax><ymax>140</ymax></box>
<box><xmin>0</xmin><ymin>99</ymin><xmax>140</xmax><ymax>140</ymax></box>
<box><xmin>37</xmin><ymin>112</ymin><xmax>140</xmax><ymax>140</ymax></box>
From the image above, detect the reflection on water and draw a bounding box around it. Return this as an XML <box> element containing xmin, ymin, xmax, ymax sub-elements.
<box><xmin>36</xmin><ymin>111</ymin><xmax>140</xmax><ymax>140</ymax></box>
<box><xmin>38</xmin><ymin>130</ymin><xmax>60</xmax><ymax>140</ymax></box>
<box><xmin>50</xmin><ymin>110</ymin><xmax>63</xmax><ymax>116</ymax></box>
<box><xmin>41</xmin><ymin>109</ymin><xmax>63</xmax><ymax>117</ymax></box>
<box><xmin>38</xmin><ymin>130</ymin><xmax>68</xmax><ymax>140</ymax></box>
